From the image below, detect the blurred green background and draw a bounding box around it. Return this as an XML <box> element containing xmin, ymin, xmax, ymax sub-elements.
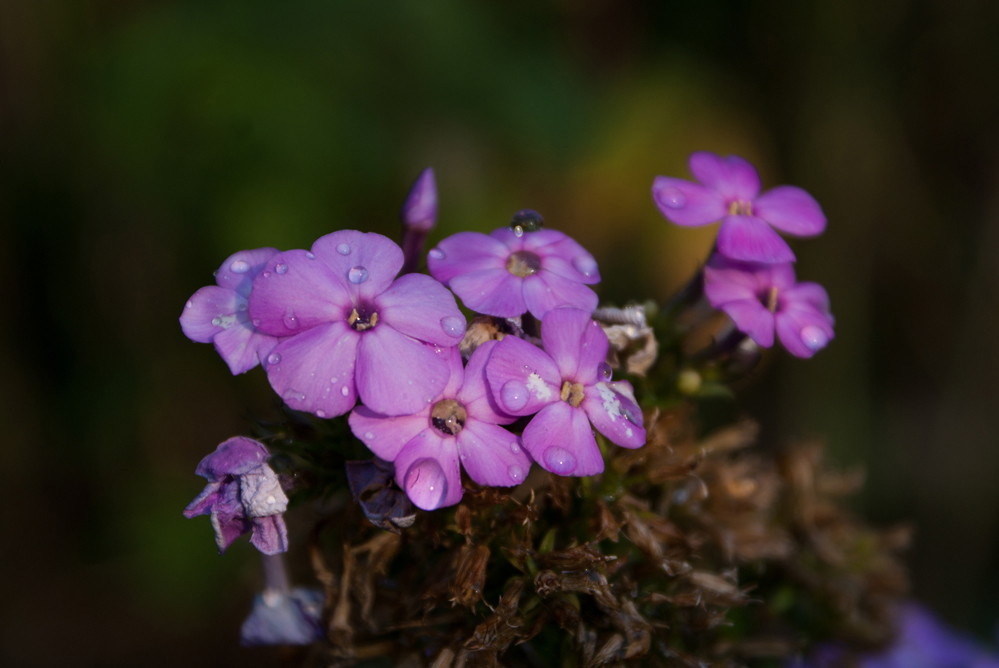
<box><xmin>3</xmin><ymin>0</ymin><xmax>999</xmax><ymax>665</ymax></box>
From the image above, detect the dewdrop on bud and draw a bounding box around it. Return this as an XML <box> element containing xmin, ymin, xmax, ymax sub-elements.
<box><xmin>401</xmin><ymin>167</ymin><xmax>437</xmax><ymax>233</ymax></box>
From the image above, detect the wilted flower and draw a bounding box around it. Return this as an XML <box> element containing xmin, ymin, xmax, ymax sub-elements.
<box><xmin>704</xmin><ymin>254</ymin><xmax>834</xmax><ymax>358</ymax></box>
<box><xmin>349</xmin><ymin>340</ymin><xmax>532</xmax><ymax>510</ymax></box>
<box><xmin>180</xmin><ymin>247</ymin><xmax>280</xmax><ymax>374</ymax></box>
<box><xmin>183</xmin><ymin>437</ymin><xmax>289</xmax><ymax>555</ymax></box>
<box><xmin>653</xmin><ymin>151</ymin><xmax>826</xmax><ymax>264</ymax></box>
<box><xmin>485</xmin><ymin>308</ymin><xmax>645</xmax><ymax>476</ymax></box>
<box><xmin>427</xmin><ymin>216</ymin><xmax>600</xmax><ymax>319</ymax></box>
<box><xmin>401</xmin><ymin>167</ymin><xmax>437</xmax><ymax>233</ymax></box>
<box><xmin>248</xmin><ymin>230</ymin><xmax>466</xmax><ymax>418</ymax></box>
<box><xmin>240</xmin><ymin>588</ymin><xmax>325</xmax><ymax>646</ymax></box>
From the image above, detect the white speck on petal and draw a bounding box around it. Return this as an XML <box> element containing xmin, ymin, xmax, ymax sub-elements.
<box><xmin>595</xmin><ymin>382</ymin><xmax>623</xmax><ymax>422</ymax></box>
<box><xmin>526</xmin><ymin>373</ymin><xmax>552</xmax><ymax>401</ymax></box>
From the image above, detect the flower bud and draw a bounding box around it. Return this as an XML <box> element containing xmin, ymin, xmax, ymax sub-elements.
<box><xmin>401</xmin><ymin>167</ymin><xmax>437</xmax><ymax>233</ymax></box>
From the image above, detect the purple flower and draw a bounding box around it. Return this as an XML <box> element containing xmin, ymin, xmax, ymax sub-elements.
<box><xmin>401</xmin><ymin>167</ymin><xmax>437</xmax><ymax>233</ymax></box>
<box><xmin>427</xmin><ymin>224</ymin><xmax>600</xmax><ymax>320</ymax></box>
<box><xmin>183</xmin><ymin>437</ymin><xmax>289</xmax><ymax>555</ymax></box>
<box><xmin>248</xmin><ymin>230</ymin><xmax>466</xmax><ymax>418</ymax></box>
<box><xmin>704</xmin><ymin>254</ymin><xmax>834</xmax><ymax>359</ymax></box>
<box><xmin>180</xmin><ymin>247</ymin><xmax>280</xmax><ymax>374</ymax></box>
<box><xmin>653</xmin><ymin>151</ymin><xmax>826</xmax><ymax>264</ymax></box>
<box><xmin>485</xmin><ymin>308</ymin><xmax>646</xmax><ymax>477</ymax></box>
<box><xmin>349</xmin><ymin>340</ymin><xmax>532</xmax><ymax>511</ymax></box>
<box><xmin>240</xmin><ymin>587</ymin><xmax>325</xmax><ymax>647</ymax></box>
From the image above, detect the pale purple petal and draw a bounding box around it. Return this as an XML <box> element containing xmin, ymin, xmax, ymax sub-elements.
<box><xmin>753</xmin><ymin>185</ymin><xmax>826</xmax><ymax>237</ymax></box>
<box><xmin>704</xmin><ymin>258</ymin><xmax>762</xmax><ymax>306</ymax></box>
<box><xmin>264</xmin><ymin>321</ymin><xmax>360</xmax><ymax>418</ymax></box>
<box><xmin>652</xmin><ymin>176</ymin><xmax>728</xmax><ymax>226</ymax></box>
<box><xmin>195</xmin><ymin>437</ymin><xmax>271</xmax><ymax>479</ymax></box>
<box><xmin>250</xmin><ymin>515</ymin><xmax>289</xmax><ymax>555</ymax></box>
<box><xmin>394</xmin><ymin>432</ymin><xmax>463</xmax><ymax>510</ymax></box>
<box><xmin>782</xmin><ymin>281</ymin><xmax>832</xmax><ymax>316</ymax></box>
<box><xmin>716</xmin><ymin>215</ymin><xmax>796</xmax><ymax>264</ymax></box>
<box><xmin>240</xmin><ymin>588</ymin><xmax>325</xmax><ymax>647</ymax></box>
<box><xmin>488</xmin><ymin>227</ymin><xmax>528</xmax><ymax>250</ymax></box>
<box><xmin>214</xmin><ymin>247</ymin><xmax>280</xmax><ymax>299</ymax></box>
<box><xmin>210</xmin><ymin>482</ymin><xmax>250</xmax><ymax>552</ymax></box>
<box><xmin>449</xmin><ymin>268</ymin><xmax>527</xmax><ymax>317</ymax></box>
<box><xmin>486</xmin><ymin>335</ymin><xmax>561</xmax><ymax>416</ymax></box>
<box><xmin>183</xmin><ymin>481</ymin><xmax>222</xmax><ymax>518</ymax></box>
<box><xmin>524</xmin><ymin>230</ymin><xmax>601</xmax><ymax>285</ymax></box>
<box><xmin>401</xmin><ymin>168</ymin><xmax>437</xmax><ymax>233</ymax></box>
<box><xmin>719</xmin><ymin>300</ymin><xmax>776</xmax><ymax>347</ymax></box>
<box><xmin>212</xmin><ymin>324</ymin><xmax>277</xmax><ymax>375</ymax></box>
<box><xmin>375</xmin><ymin>273</ymin><xmax>466</xmax><ymax>347</ymax></box>
<box><xmin>349</xmin><ymin>407</ymin><xmax>431</xmax><ymax>462</ymax></box>
<box><xmin>249</xmin><ymin>249</ymin><xmax>351</xmax><ymax>337</ymax></box>
<box><xmin>540</xmin><ymin>308</ymin><xmax>608</xmax><ymax>384</ymax></box>
<box><xmin>440</xmin><ymin>345</ymin><xmax>465</xmax><ymax>398</ymax></box>
<box><xmin>355</xmin><ymin>325</ymin><xmax>451</xmax><ymax>416</ymax></box>
<box><xmin>427</xmin><ymin>231</ymin><xmax>508</xmax><ymax>284</ymax></box>
<box><xmin>688</xmin><ymin>151</ymin><xmax>761</xmax><ymax>201</ymax></box>
<box><xmin>522</xmin><ymin>271</ymin><xmax>599</xmax><ymax>320</ymax></box>
<box><xmin>521</xmin><ymin>402</ymin><xmax>603</xmax><ymax>476</ymax></box>
<box><xmin>457</xmin><ymin>421</ymin><xmax>532</xmax><ymax>487</ymax></box>
<box><xmin>581</xmin><ymin>381</ymin><xmax>645</xmax><ymax>449</ymax></box>
<box><xmin>457</xmin><ymin>340</ymin><xmax>516</xmax><ymax>425</ymax></box>
<box><xmin>311</xmin><ymin>230</ymin><xmax>404</xmax><ymax>302</ymax></box>
<box><xmin>180</xmin><ymin>285</ymin><xmax>240</xmax><ymax>343</ymax></box>
<box><xmin>775</xmin><ymin>304</ymin><xmax>835</xmax><ymax>358</ymax></box>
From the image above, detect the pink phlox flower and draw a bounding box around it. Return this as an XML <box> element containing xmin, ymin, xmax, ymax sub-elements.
<box><xmin>704</xmin><ymin>253</ymin><xmax>834</xmax><ymax>358</ymax></box>
<box><xmin>427</xmin><ymin>224</ymin><xmax>600</xmax><ymax>320</ymax></box>
<box><xmin>653</xmin><ymin>151</ymin><xmax>826</xmax><ymax>264</ymax></box>
<box><xmin>180</xmin><ymin>247</ymin><xmax>281</xmax><ymax>374</ymax></box>
<box><xmin>485</xmin><ymin>308</ymin><xmax>646</xmax><ymax>477</ymax></box>
<box><xmin>183</xmin><ymin>437</ymin><xmax>289</xmax><ymax>555</ymax></box>
<box><xmin>248</xmin><ymin>230</ymin><xmax>466</xmax><ymax>418</ymax></box>
<box><xmin>348</xmin><ymin>340</ymin><xmax>533</xmax><ymax>511</ymax></box>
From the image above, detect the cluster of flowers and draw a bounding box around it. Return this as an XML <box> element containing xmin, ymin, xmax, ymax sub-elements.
<box><xmin>181</xmin><ymin>153</ymin><xmax>836</xmax><ymax>562</ymax></box>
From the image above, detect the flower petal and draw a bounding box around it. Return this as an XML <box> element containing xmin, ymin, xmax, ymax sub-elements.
<box><xmin>688</xmin><ymin>151</ymin><xmax>761</xmax><ymax>200</ymax></box>
<box><xmin>457</xmin><ymin>420</ymin><xmax>532</xmax><ymax>487</ymax></box>
<box><xmin>264</xmin><ymin>321</ymin><xmax>360</xmax><ymax>418</ymax></box>
<box><xmin>214</xmin><ymin>247</ymin><xmax>280</xmax><ymax>298</ymax></box>
<box><xmin>349</xmin><ymin>407</ymin><xmax>432</xmax><ymax>462</ymax></box>
<box><xmin>720</xmin><ymin>299</ymin><xmax>776</xmax><ymax>347</ymax></box>
<box><xmin>457</xmin><ymin>340</ymin><xmax>516</xmax><ymax>425</ymax></box>
<box><xmin>754</xmin><ymin>185</ymin><xmax>826</xmax><ymax>237</ymax></box>
<box><xmin>449</xmin><ymin>268</ymin><xmax>527</xmax><ymax>317</ymax></box>
<box><xmin>540</xmin><ymin>307</ymin><xmax>608</xmax><ymax>384</ymax></box>
<box><xmin>526</xmin><ymin>230</ymin><xmax>601</xmax><ymax>285</ymax></box>
<box><xmin>522</xmin><ymin>271</ymin><xmax>599</xmax><ymax>320</ymax></box>
<box><xmin>250</xmin><ymin>249</ymin><xmax>351</xmax><ymax>337</ymax></box>
<box><xmin>394</xmin><ymin>431</ymin><xmax>462</xmax><ymax>510</ymax></box>
<box><xmin>521</xmin><ymin>402</ymin><xmax>603</xmax><ymax>476</ymax></box>
<box><xmin>356</xmin><ymin>324</ymin><xmax>450</xmax><ymax>416</ymax></box>
<box><xmin>195</xmin><ymin>437</ymin><xmax>271</xmax><ymax>479</ymax></box>
<box><xmin>240</xmin><ymin>587</ymin><xmax>325</xmax><ymax>647</ymax></box>
<box><xmin>781</xmin><ymin>281</ymin><xmax>831</xmax><ymax>316</ymax></box>
<box><xmin>375</xmin><ymin>273</ymin><xmax>466</xmax><ymax>347</ymax></box>
<box><xmin>427</xmin><ymin>231</ymin><xmax>508</xmax><ymax>284</ymax></box>
<box><xmin>775</xmin><ymin>304</ymin><xmax>835</xmax><ymax>358</ymax></box>
<box><xmin>249</xmin><ymin>515</ymin><xmax>289</xmax><ymax>555</ymax></box>
<box><xmin>212</xmin><ymin>325</ymin><xmax>277</xmax><ymax>375</ymax></box>
<box><xmin>652</xmin><ymin>176</ymin><xmax>728</xmax><ymax>226</ymax></box>
<box><xmin>486</xmin><ymin>335</ymin><xmax>561</xmax><ymax>416</ymax></box>
<box><xmin>184</xmin><ymin>481</ymin><xmax>222</xmax><ymax>518</ymax></box>
<box><xmin>180</xmin><ymin>285</ymin><xmax>240</xmax><ymax>343</ymax></box>
<box><xmin>312</xmin><ymin>230</ymin><xmax>404</xmax><ymax>302</ymax></box>
<box><xmin>581</xmin><ymin>381</ymin><xmax>645</xmax><ymax>449</ymax></box>
<box><xmin>704</xmin><ymin>257</ymin><xmax>763</xmax><ymax>307</ymax></box>
<box><xmin>717</xmin><ymin>215</ymin><xmax>796</xmax><ymax>264</ymax></box>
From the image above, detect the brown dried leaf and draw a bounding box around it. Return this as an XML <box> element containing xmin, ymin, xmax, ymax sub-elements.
<box><xmin>449</xmin><ymin>544</ymin><xmax>490</xmax><ymax>609</ymax></box>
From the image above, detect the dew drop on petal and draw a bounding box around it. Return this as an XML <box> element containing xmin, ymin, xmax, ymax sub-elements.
<box><xmin>572</xmin><ymin>255</ymin><xmax>598</xmax><ymax>277</ymax></box>
<box><xmin>428</xmin><ymin>248</ymin><xmax>445</xmax><ymax>260</ymax></box>
<box><xmin>501</xmin><ymin>380</ymin><xmax>529</xmax><ymax>412</ymax></box>
<box><xmin>405</xmin><ymin>458</ymin><xmax>448</xmax><ymax>510</ymax></box>
<box><xmin>543</xmin><ymin>447</ymin><xmax>577</xmax><ymax>476</ymax></box>
<box><xmin>283</xmin><ymin>310</ymin><xmax>300</xmax><ymax>330</ymax></box>
<box><xmin>306</xmin><ymin>252</ymin><xmax>315</xmax><ymax>259</ymax></box>
<box><xmin>212</xmin><ymin>270</ymin><xmax>218</xmax><ymax>277</ymax></box>
<box><xmin>230</xmin><ymin>259</ymin><xmax>250</xmax><ymax>273</ymax></box>
<box><xmin>336</xmin><ymin>243</ymin><xmax>351</xmax><ymax>255</ymax></box>
<box><xmin>658</xmin><ymin>186</ymin><xmax>686</xmax><ymax>209</ymax></box>
<box><xmin>211</xmin><ymin>317</ymin><xmax>222</xmax><ymax>326</ymax></box>
<box><xmin>262</xmin><ymin>271</ymin><xmax>271</xmax><ymax>278</ymax></box>
<box><xmin>316</xmin><ymin>409</ymin><xmax>326</xmax><ymax>418</ymax></box>
<box><xmin>341</xmin><ymin>385</ymin><xmax>350</xmax><ymax>397</ymax></box>
<box><xmin>283</xmin><ymin>389</ymin><xmax>306</xmax><ymax>403</ymax></box>
<box><xmin>348</xmin><ymin>266</ymin><xmax>369</xmax><ymax>284</ymax></box>
<box><xmin>513</xmin><ymin>225</ymin><xmax>524</xmax><ymax>237</ymax></box>
<box><xmin>252</xmin><ymin>318</ymin><xmax>262</xmax><ymax>327</ymax></box>
<box><xmin>185</xmin><ymin>300</ymin><xmax>193</xmax><ymax>309</ymax></box>
<box><xmin>598</xmin><ymin>362</ymin><xmax>613</xmax><ymax>381</ymax></box>
<box><xmin>508</xmin><ymin>465</ymin><xmax>524</xmax><ymax>482</ymax></box>
<box><xmin>267</xmin><ymin>353</ymin><xmax>282</xmax><ymax>365</ymax></box>
<box><xmin>440</xmin><ymin>315</ymin><xmax>464</xmax><ymax>338</ymax></box>
<box><xmin>510</xmin><ymin>442</ymin><xmax>521</xmax><ymax>454</ymax></box>
<box><xmin>364</xmin><ymin>431</ymin><xmax>374</xmax><ymax>440</ymax></box>
<box><xmin>800</xmin><ymin>325</ymin><xmax>829</xmax><ymax>351</ymax></box>
<box><xmin>275</xmin><ymin>263</ymin><xmax>288</xmax><ymax>274</ymax></box>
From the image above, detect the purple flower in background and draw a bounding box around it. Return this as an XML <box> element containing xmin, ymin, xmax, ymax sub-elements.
<box><xmin>704</xmin><ymin>254</ymin><xmax>834</xmax><ymax>358</ymax></box>
<box><xmin>349</xmin><ymin>340</ymin><xmax>532</xmax><ymax>511</ymax></box>
<box><xmin>180</xmin><ymin>247</ymin><xmax>280</xmax><ymax>374</ymax></box>
<box><xmin>248</xmin><ymin>230</ymin><xmax>466</xmax><ymax>418</ymax></box>
<box><xmin>183</xmin><ymin>437</ymin><xmax>289</xmax><ymax>555</ymax></box>
<box><xmin>401</xmin><ymin>167</ymin><xmax>438</xmax><ymax>233</ymax></box>
<box><xmin>653</xmin><ymin>151</ymin><xmax>826</xmax><ymax>264</ymax></box>
<box><xmin>485</xmin><ymin>308</ymin><xmax>645</xmax><ymax>477</ymax></box>
<box><xmin>427</xmin><ymin>220</ymin><xmax>600</xmax><ymax>320</ymax></box>
<box><xmin>240</xmin><ymin>588</ymin><xmax>325</xmax><ymax>647</ymax></box>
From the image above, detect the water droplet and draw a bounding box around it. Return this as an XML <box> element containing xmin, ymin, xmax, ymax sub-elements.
<box><xmin>185</xmin><ymin>300</ymin><xmax>193</xmax><ymax>309</ymax></box>
<box><xmin>657</xmin><ymin>186</ymin><xmax>686</xmax><ymax>209</ymax></box>
<box><xmin>440</xmin><ymin>315</ymin><xmax>464</xmax><ymax>338</ymax></box>
<box><xmin>510</xmin><ymin>209</ymin><xmax>544</xmax><ymax>232</ymax></box>
<box><xmin>364</xmin><ymin>431</ymin><xmax>374</xmax><ymax>440</ymax></box>
<box><xmin>510</xmin><ymin>442</ymin><xmax>521</xmax><ymax>454</ymax></box>
<box><xmin>212</xmin><ymin>270</ymin><xmax>218</xmax><ymax>277</ymax></box>
<box><xmin>336</xmin><ymin>243</ymin><xmax>351</xmax><ymax>255</ymax></box>
<box><xmin>573</xmin><ymin>255</ymin><xmax>598</xmax><ymax>277</ymax></box>
<box><xmin>237</xmin><ymin>302</ymin><xmax>248</xmax><ymax>311</ymax></box>
<box><xmin>275</xmin><ymin>263</ymin><xmax>288</xmax><ymax>274</ymax></box>
<box><xmin>282</xmin><ymin>310</ymin><xmax>300</xmax><ymax>330</ymax></box>
<box><xmin>513</xmin><ymin>225</ymin><xmax>524</xmax><ymax>237</ymax></box>
<box><xmin>348</xmin><ymin>266</ymin><xmax>369</xmax><ymax>284</ymax></box>
<box><xmin>283</xmin><ymin>389</ymin><xmax>306</xmax><ymax>403</ymax></box>
<box><xmin>230</xmin><ymin>259</ymin><xmax>250</xmax><ymax>273</ymax></box>
<box><xmin>252</xmin><ymin>318</ymin><xmax>261</xmax><ymax>327</ymax></box>
<box><xmin>262</xmin><ymin>271</ymin><xmax>271</xmax><ymax>278</ymax></box>
<box><xmin>267</xmin><ymin>353</ymin><xmax>282</xmax><ymax>365</ymax></box>
<box><xmin>340</xmin><ymin>385</ymin><xmax>350</xmax><ymax>397</ymax></box>
<box><xmin>501</xmin><ymin>380</ymin><xmax>529</xmax><ymax>412</ymax></box>
<box><xmin>598</xmin><ymin>362</ymin><xmax>613</xmax><ymax>381</ymax></box>
<box><xmin>459</xmin><ymin>453</ymin><xmax>467</xmax><ymax>462</ymax></box>
<box><xmin>800</xmin><ymin>325</ymin><xmax>829</xmax><ymax>351</ymax></box>
<box><xmin>316</xmin><ymin>409</ymin><xmax>326</xmax><ymax>418</ymax></box>
<box><xmin>508</xmin><ymin>465</ymin><xmax>524</xmax><ymax>482</ymax></box>
<box><xmin>404</xmin><ymin>458</ymin><xmax>448</xmax><ymax>510</ymax></box>
<box><xmin>543</xmin><ymin>447</ymin><xmax>577</xmax><ymax>475</ymax></box>
<box><xmin>428</xmin><ymin>248</ymin><xmax>445</xmax><ymax>260</ymax></box>
<box><xmin>306</xmin><ymin>252</ymin><xmax>315</xmax><ymax>259</ymax></box>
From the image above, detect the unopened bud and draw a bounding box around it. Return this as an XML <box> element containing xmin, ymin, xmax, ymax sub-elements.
<box><xmin>401</xmin><ymin>167</ymin><xmax>437</xmax><ymax>233</ymax></box>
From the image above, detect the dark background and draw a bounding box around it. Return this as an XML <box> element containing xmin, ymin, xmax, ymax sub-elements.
<box><xmin>3</xmin><ymin>0</ymin><xmax>999</xmax><ymax>665</ymax></box>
